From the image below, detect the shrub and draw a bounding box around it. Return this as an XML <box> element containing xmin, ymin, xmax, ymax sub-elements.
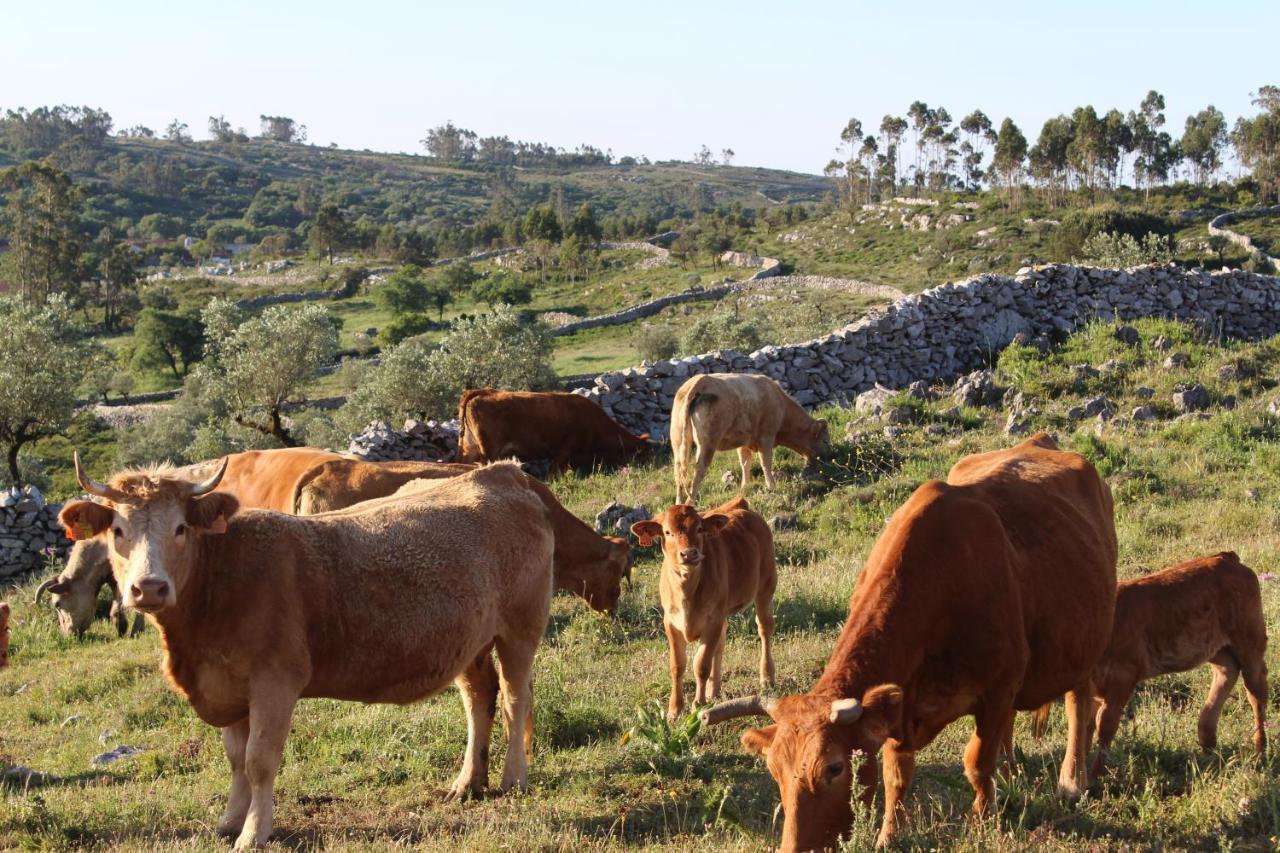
<box><xmin>1077</xmin><ymin>231</ymin><xmax>1174</xmax><ymax>268</ymax></box>
<box><xmin>633</xmin><ymin>324</ymin><xmax>680</xmax><ymax>362</ymax></box>
<box><xmin>680</xmin><ymin>312</ymin><xmax>768</xmax><ymax>355</ymax></box>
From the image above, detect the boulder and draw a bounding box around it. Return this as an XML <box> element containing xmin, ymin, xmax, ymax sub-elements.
<box><xmin>1173</xmin><ymin>383</ymin><xmax>1210</xmax><ymax>412</ymax></box>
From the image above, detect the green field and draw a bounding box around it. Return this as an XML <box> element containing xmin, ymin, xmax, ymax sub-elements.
<box><xmin>6</xmin><ymin>317</ymin><xmax>1280</xmax><ymax>850</ymax></box>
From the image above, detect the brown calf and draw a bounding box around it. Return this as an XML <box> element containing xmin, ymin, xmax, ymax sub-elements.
<box><xmin>631</xmin><ymin>497</ymin><xmax>776</xmax><ymax>721</ymax></box>
<box><xmin>671</xmin><ymin>373</ymin><xmax>829</xmax><ymax>504</ymax></box>
<box><xmin>1091</xmin><ymin>551</ymin><xmax>1267</xmax><ymax>776</ymax></box>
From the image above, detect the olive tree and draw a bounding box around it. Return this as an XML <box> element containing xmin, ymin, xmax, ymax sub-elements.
<box><xmin>0</xmin><ymin>296</ymin><xmax>96</xmax><ymax>482</ymax></box>
<box><xmin>200</xmin><ymin>300</ymin><xmax>338</xmax><ymax>445</ymax></box>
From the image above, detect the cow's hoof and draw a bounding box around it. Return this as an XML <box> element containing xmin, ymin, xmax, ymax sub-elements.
<box><xmin>443</xmin><ymin>782</ymin><xmax>486</xmax><ymax>802</ymax></box>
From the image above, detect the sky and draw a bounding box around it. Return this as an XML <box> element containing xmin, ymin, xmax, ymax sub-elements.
<box><xmin>2</xmin><ymin>0</ymin><xmax>1277</xmax><ymax>175</ymax></box>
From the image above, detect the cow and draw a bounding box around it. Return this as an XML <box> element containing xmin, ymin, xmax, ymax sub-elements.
<box><xmin>33</xmin><ymin>448</ymin><xmax>342</xmax><ymax>639</ymax></box>
<box><xmin>456</xmin><ymin>388</ymin><xmax>652</xmax><ymax>474</ymax></box>
<box><xmin>35</xmin><ymin>539</ymin><xmax>144</xmax><ymax>638</ymax></box>
<box><xmin>1090</xmin><ymin>551</ymin><xmax>1267</xmax><ymax>776</ymax></box>
<box><xmin>670</xmin><ymin>373</ymin><xmax>829</xmax><ymax>505</ymax></box>
<box><xmin>700</xmin><ymin>434</ymin><xmax>1117</xmax><ymax>851</ymax></box>
<box><xmin>297</xmin><ymin>458</ymin><xmax>633</xmax><ymax>614</ymax></box>
<box><xmin>59</xmin><ymin>454</ymin><xmax>554</xmax><ymax>850</ymax></box>
<box><xmin>0</xmin><ymin>602</ymin><xmax>9</xmax><ymax>668</ymax></box>
<box><xmin>631</xmin><ymin>497</ymin><xmax>776</xmax><ymax>721</ymax></box>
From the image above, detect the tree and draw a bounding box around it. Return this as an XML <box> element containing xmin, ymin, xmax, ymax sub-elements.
<box><xmin>522</xmin><ymin>205</ymin><xmax>562</xmax><ymax>243</ymax></box>
<box><xmin>201</xmin><ymin>302</ymin><xmax>338</xmax><ymax>445</ymax></box>
<box><xmin>720</xmin><ymin>148</ymin><xmax>735</xmax><ymax>166</ymax></box>
<box><xmin>375</xmin><ymin>264</ymin><xmax>454</xmax><ymax>325</ymax></box>
<box><xmin>0</xmin><ymin>296</ymin><xmax>96</xmax><ymax>482</ymax></box>
<box><xmin>694</xmin><ymin>145</ymin><xmax>714</xmax><ymax>166</ymax></box>
<box><xmin>907</xmin><ymin>101</ymin><xmax>931</xmax><ymax>187</ymax></box>
<box><xmin>566</xmin><ymin>203</ymin><xmax>602</xmax><ymax>242</ymax></box>
<box><xmin>1029</xmin><ymin>114</ymin><xmax>1076</xmax><ymax>206</ymax></box>
<box><xmin>989</xmin><ymin>118</ymin><xmax>1028</xmax><ymax>206</ymax></box>
<box><xmin>959</xmin><ymin>110</ymin><xmax>994</xmax><ymax>189</ymax></box>
<box><xmin>259</xmin><ymin>115</ymin><xmax>306</xmax><ymax>143</ymax></box>
<box><xmin>879</xmin><ymin>115</ymin><xmax>908</xmax><ymax>188</ymax></box>
<box><xmin>421</xmin><ymin>121</ymin><xmax>477</xmax><ymax>161</ymax></box>
<box><xmin>164</xmin><ymin>119</ymin><xmax>191</xmax><ymax>143</ymax></box>
<box><xmin>0</xmin><ymin>161</ymin><xmax>83</xmax><ymax>303</ymax></box>
<box><xmin>94</xmin><ymin>242</ymin><xmax>141</xmax><ymax>332</ymax></box>
<box><xmin>131</xmin><ymin>308</ymin><xmax>205</xmax><ymax>379</ymax></box>
<box><xmin>1130</xmin><ymin>90</ymin><xmax>1176</xmax><ymax>200</ymax></box>
<box><xmin>470</xmin><ymin>271</ymin><xmax>532</xmax><ymax>307</ymax></box>
<box><xmin>442</xmin><ymin>258</ymin><xmax>480</xmax><ymax>293</ymax></box>
<box><xmin>1180</xmin><ymin>105</ymin><xmax>1228</xmax><ymax>185</ymax></box>
<box><xmin>1232</xmin><ymin>86</ymin><xmax>1280</xmax><ymax>203</ymax></box>
<box><xmin>309</xmin><ymin>202</ymin><xmax>350</xmax><ymax>264</ymax></box>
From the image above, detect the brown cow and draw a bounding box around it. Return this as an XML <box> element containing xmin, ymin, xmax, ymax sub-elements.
<box><xmin>34</xmin><ymin>448</ymin><xmax>342</xmax><ymax>639</ymax></box>
<box><xmin>457</xmin><ymin>388</ymin><xmax>652</xmax><ymax>474</ymax></box>
<box><xmin>1090</xmin><ymin>551</ymin><xmax>1267</xmax><ymax>776</ymax></box>
<box><xmin>631</xmin><ymin>497</ymin><xmax>776</xmax><ymax>721</ymax></box>
<box><xmin>671</xmin><ymin>373</ymin><xmax>829</xmax><ymax>504</ymax></box>
<box><xmin>701</xmin><ymin>434</ymin><xmax>1117</xmax><ymax>851</ymax></box>
<box><xmin>298</xmin><ymin>458</ymin><xmax>632</xmax><ymax>614</ymax></box>
<box><xmin>59</xmin><ymin>455</ymin><xmax>554</xmax><ymax>850</ymax></box>
<box><xmin>0</xmin><ymin>602</ymin><xmax>10</xmax><ymax>668</ymax></box>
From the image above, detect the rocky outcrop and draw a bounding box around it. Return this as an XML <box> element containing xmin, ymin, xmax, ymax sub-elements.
<box><xmin>346</xmin><ymin>419</ymin><xmax>460</xmax><ymax>462</ymax></box>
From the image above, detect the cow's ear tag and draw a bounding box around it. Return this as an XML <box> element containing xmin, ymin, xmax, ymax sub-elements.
<box><xmin>207</xmin><ymin>516</ymin><xmax>228</xmax><ymax>534</ymax></box>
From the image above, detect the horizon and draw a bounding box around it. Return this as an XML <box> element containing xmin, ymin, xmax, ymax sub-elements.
<box><xmin>4</xmin><ymin>0</ymin><xmax>1278</xmax><ymax>175</ymax></box>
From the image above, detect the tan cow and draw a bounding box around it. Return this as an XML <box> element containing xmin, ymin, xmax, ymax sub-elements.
<box><xmin>1090</xmin><ymin>551</ymin><xmax>1267</xmax><ymax>776</ymax></box>
<box><xmin>671</xmin><ymin>373</ymin><xmax>829</xmax><ymax>504</ymax></box>
<box><xmin>59</xmin><ymin>455</ymin><xmax>554</xmax><ymax>850</ymax></box>
<box><xmin>701</xmin><ymin>434</ymin><xmax>1117</xmax><ymax>851</ymax></box>
<box><xmin>298</xmin><ymin>458</ymin><xmax>632</xmax><ymax>614</ymax></box>
<box><xmin>35</xmin><ymin>538</ymin><xmax>143</xmax><ymax>638</ymax></box>
<box><xmin>631</xmin><ymin>497</ymin><xmax>777</xmax><ymax>721</ymax></box>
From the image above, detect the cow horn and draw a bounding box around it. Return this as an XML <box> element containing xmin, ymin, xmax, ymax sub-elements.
<box><xmin>829</xmin><ymin>697</ymin><xmax>864</xmax><ymax>724</ymax></box>
<box><xmin>35</xmin><ymin>577</ymin><xmax>57</xmax><ymax>604</ymax></box>
<box><xmin>74</xmin><ymin>452</ymin><xmax>131</xmax><ymax>503</ymax></box>
<box><xmin>699</xmin><ymin>695</ymin><xmax>777</xmax><ymax>726</ymax></box>
<box><xmin>189</xmin><ymin>457</ymin><xmax>228</xmax><ymax>496</ymax></box>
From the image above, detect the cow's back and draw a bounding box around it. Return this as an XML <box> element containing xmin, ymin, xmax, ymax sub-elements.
<box><xmin>462</xmin><ymin>390</ymin><xmax>640</xmax><ymax>464</ymax></box>
<box><xmin>296</xmin><ymin>459</ymin><xmax>476</xmax><ymax>514</ymax></box>
<box><xmin>705</xmin><ymin>497</ymin><xmax>776</xmax><ymax>613</ymax></box>
<box><xmin>676</xmin><ymin>374</ymin><xmax>781</xmax><ymax>449</ymax></box>
<box><xmin>213</xmin><ymin>448</ymin><xmax>343</xmax><ymax>513</ymax></box>
<box><xmin>946</xmin><ymin>433</ymin><xmax>1117</xmax><ymax>707</ymax></box>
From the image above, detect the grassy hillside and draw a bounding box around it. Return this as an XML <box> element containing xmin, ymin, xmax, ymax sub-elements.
<box><xmin>5</xmin><ymin>317</ymin><xmax>1280</xmax><ymax>850</ymax></box>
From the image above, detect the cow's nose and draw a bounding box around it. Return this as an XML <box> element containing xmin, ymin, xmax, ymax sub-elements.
<box><xmin>679</xmin><ymin>548</ymin><xmax>701</xmax><ymax>564</ymax></box>
<box><xmin>131</xmin><ymin>579</ymin><xmax>170</xmax><ymax>609</ymax></box>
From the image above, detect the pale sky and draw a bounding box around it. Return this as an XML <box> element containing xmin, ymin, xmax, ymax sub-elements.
<box><xmin>3</xmin><ymin>0</ymin><xmax>1276</xmax><ymax>174</ymax></box>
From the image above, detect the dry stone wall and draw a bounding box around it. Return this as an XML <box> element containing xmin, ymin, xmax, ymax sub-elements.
<box><xmin>575</xmin><ymin>263</ymin><xmax>1280</xmax><ymax>439</ymax></box>
<box><xmin>1209</xmin><ymin>206</ymin><xmax>1280</xmax><ymax>267</ymax></box>
<box><xmin>0</xmin><ymin>486</ymin><xmax>72</xmax><ymax>580</ymax></box>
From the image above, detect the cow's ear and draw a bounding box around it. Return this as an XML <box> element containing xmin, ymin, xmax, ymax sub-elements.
<box><xmin>630</xmin><ymin>520</ymin><xmax>662</xmax><ymax>547</ymax></box>
<box><xmin>48</xmin><ymin>580</ymin><xmax>72</xmax><ymax>596</ymax></box>
<box><xmin>700</xmin><ymin>514</ymin><xmax>731</xmax><ymax>537</ymax></box>
<box><xmin>859</xmin><ymin>683</ymin><xmax>904</xmax><ymax>744</ymax></box>
<box><xmin>741</xmin><ymin>724</ymin><xmax>777</xmax><ymax>756</ymax></box>
<box><xmin>187</xmin><ymin>492</ymin><xmax>239</xmax><ymax>533</ymax></box>
<box><xmin>60</xmin><ymin>501</ymin><xmax>114</xmax><ymax>541</ymax></box>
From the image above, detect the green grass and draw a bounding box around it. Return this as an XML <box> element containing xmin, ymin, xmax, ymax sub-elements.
<box><xmin>7</xmin><ymin>317</ymin><xmax>1280</xmax><ymax>849</ymax></box>
<box><xmin>1235</xmin><ymin>214</ymin><xmax>1280</xmax><ymax>256</ymax></box>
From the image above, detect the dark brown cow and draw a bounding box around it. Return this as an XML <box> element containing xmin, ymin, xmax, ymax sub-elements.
<box><xmin>631</xmin><ymin>497</ymin><xmax>776</xmax><ymax>721</ymax></box>
<box><xmin>702</xmin><ymin>434</ymin><xmax>1117</xmax><ymax>850</ymax></box>
<box><xmin>298</xmin><ymin>458</ymin><xmax>632</xmax><ymax>613</ymax></box>
<box><xmin>1090</xmin><ymin>551</ymin><xmax>1267</xmax><ymax>775</ymax></box>
<box><xmin>59</xmin><ymin>456</ymin><xmax>554</xmax><ymax>850</ymax></box>
<box><xmin>456</xmin><ymin>388</ymin><xmax>651</xmax><ymax>474</ymax></box>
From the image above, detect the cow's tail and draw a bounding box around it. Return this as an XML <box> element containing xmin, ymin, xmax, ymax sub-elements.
<box><xmin>672</xmin><ymin>383</ymin><xmax>716</xmax><ymax>501</ymax></box>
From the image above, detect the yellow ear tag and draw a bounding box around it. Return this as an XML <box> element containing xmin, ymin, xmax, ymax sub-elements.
<box><xmin>207</xmin><ymin>516</ymin><xmax>228</xmax><ymax>534</ymax></box>
<box><xmin>75</xmin><ymin>521</ymin><xmax>95</xmax><ymax>540</ymax></box>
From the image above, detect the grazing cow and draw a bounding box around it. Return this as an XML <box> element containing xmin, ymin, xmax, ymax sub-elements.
<box><xmin>59</xmin><ymin>455</ymin><xmax>554</xmax><ymax>850</ymax></box>
<box><xmin>701</xmin><ymin>434</ymin><xmax>1117</xmax><ymax>850</ymax></box>
<box><xmin>1090</xmin><ymin>551</ymin><xmax>1267</xmax><ymax>776</ymax></box>
<box><xmin>631</xmin><ymin>497</ymin><xmax>776</xmax><ymax>721</ymax></box>
<box><xmin>35</xmin><ymin>539</ymin><xmax>143</xmax><ymax>638</ymax></box>
<box><xmin>299</xmin><ymin>458</ymin><xmax>633</xmax><ymax>614</ymax></box>
<box><xmin>0</xmin><ymin>602</ymin><xmax>9</xmax><ymax>668</ymax></box>
<box><xmin>456</xmin><ymin>388</ymin><xmax>652</xmax><ymax>474</ymax></box>
<box><xmin>671</xmin><ymin>373</ymin><xmax>829</xmax><ymax>504</ymax></box>
<box><xmin>33</xmin><ymin>448</ymin><xmax>341</xmax><ymax>639</ymax></box>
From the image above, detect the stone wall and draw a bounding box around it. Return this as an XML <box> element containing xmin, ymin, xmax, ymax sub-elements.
<box><xmin>0</xmin><ymin>486</ymin><xmax>72</xmax><ymax>580</ymax></box>
<box><xmin>1209</xmin><ymin>206</ymin><xmax>1280</xmax><ymax>266</ymax></box>
<box><xmin>575</xmin><ymin>263</ymin><xmax>1280</xmax><ymax>439</ymax></box>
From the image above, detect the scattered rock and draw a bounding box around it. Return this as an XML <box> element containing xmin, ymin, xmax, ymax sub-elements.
<box><xmin>594</xmin><ymin>501</ymin><xmax>651</xmax><ymax>536</ymax></box>
<box><xmin>1173</xmin><ymin>383</ymin><xmax>1210</xmax><ymax>412</ymax></box>
<box><xmin>1135</xmin><ymin>386</ymin><xmax>1155</xmax><ymax>399</ymax></box>
<box><xmin>720</xmin><ymin>470</ymin><xmax>737</xmax><ymax>487</ymax></box>
<box><xmin>952</xmin><ymin>370</ymin><xmax>1003</xmax><ymax>408</ymax></box>
<box><xmin>1163</xmin><ymin>352</ymin><xmax>1190</xmax><ymax>369</ymax></box>
<box><xmin>1099</xmin><ymin>359</ymin><xmax>1128</xmax><ymax>374</ymax></box>
<box><xmin>1221</xmin><ymin>394</ymin><xmax>1237</xmax><ymax>410</ymax></box>
<box><xmin>1113</xmin><ymin>325</ymin><xmax>1141</xmax><ymax>346</ymax></box>
<box><xmin>855</xmin><ymin>384</ymin><xmax>897</xmax><ymax>415</ymax></box>
<box><xmin>885</xmin><ymin>405</ymin><xmax>915</xmax><ymax>425</ymax></box>
<box><xmin>1152</xmin><ymin>335</ymin><xmax>1174</xmax><ymax>351</ymax></box>
<box><xmin>924</xmin><ymin>423</ymin><xmax>948</xmax><ymax>437</ymax></box>
<box><xmin>883</xmin><ymin>425</ymin><xmax>907</xmax><ymax>440</ymax></box>
<box><xmin>1004</xmin><ymin>413</ymin><xmax>1031</xmax><ymax>435</ymax></box>
<box><xmin>904</xmin><ymin>380</ymin><xmax>933</xmax><ymax>400</ymax></box>
<box><xmin>91</xmin><ymin>745</ymin><xmax>144</xmax><ymax>767</ymax></box>
<box><xmin>769</xmin><ymin>513</ymin><xmax>800</xmax><ymax>532</ymax></box>
<box><xmin>1131</xmin><ymin>405</ymin><xmax>1156</xmax><ymax>421</ymax></box>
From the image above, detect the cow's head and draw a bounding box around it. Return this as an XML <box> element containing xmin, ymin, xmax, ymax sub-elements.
<box><xmin>35</xmin><ymin>538</ymin><xmax>111</xmax><ymax>638</ymax></box>
<box><xmin>0</xmin><ymin>601</ymin><xmax>10</xmax><ymax>668</ymax></box>
<box><xmin>631</xmin><ymin>504</ymin><xmax>730</xmax><ymax>582</ymax></box>
<box><xmin>58</xmin><ymin>453</ymin><xmax>238</xmax><ymax>616</ymax></box>
<box><xmin>701</xmin><ymin>686</ymin><xmax>903</xmax><ymax>852</ymax></box>
<box><xmin>561</xmin><ymin>535</ymin><xmax>631</xmax><ymax>615</ymax></box>
<box><xmin>806</xmin><ymin>418</ymin><xmax>831</xmax><ymax>460</ymax></box>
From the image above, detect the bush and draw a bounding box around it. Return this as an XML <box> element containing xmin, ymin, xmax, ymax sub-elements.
<box><xmin>633</xmin><ymin>324</ymin><xmax>680</xmax><ymax>362</ymax></box>
<box><xmin>381</xmin><ymin>312</ymin><xmax>442</xmax><ymax>345</ymax></box>
<box><xmin>680</xmin><ymin>312</ymin><xmax>768</xmax><ymax>355</ymax></box>
<box><xmin>1053</xmin><ymin>204</ymin><xmax>1174</xmax><ymax>260</ymax></box>
<box><xmin>1077</xmin><ymin>231</ymin><xmax>1174</xmax><ymax>268</ymax></box>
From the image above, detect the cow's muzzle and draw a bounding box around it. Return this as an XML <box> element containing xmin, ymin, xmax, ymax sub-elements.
<box><xmin>129</xmin><ymin>579</ymin><xmax>171</xmax><ymax>612</ymax></box>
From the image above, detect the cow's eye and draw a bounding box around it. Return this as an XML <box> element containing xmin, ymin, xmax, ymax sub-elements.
<box><xmin>175</xmin><ymin>524</ymin><xmax>187</xmax><ymax>537</ymax></box>
<box><xmin>112</xmin><ymin>526</ymin><xmax>124</xmax><ymax>538</ymax></box>
<box><xmin>824</xmin><ymin>759</ymin><xmax>845</xmax><ymax>780</ymax></box>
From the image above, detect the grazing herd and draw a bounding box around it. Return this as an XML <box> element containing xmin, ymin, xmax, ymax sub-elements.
<box><xmin>4</xmin><ymin>373</ymin><xmax>1271</xmax><ymax>851</ymax></box>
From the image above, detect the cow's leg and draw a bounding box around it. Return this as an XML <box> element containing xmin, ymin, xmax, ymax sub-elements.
<box><xmin>964</xmin><ymin>697</ymin><xmax>1014</xmax><ymax>818</ymax></box>
<box><xmin>709</xmin><ymin>622</ymin><xmax>728</xmax><ymax>700</ymax></box>
<box><xmin>758</xmin><ymin>442</ymin><xmax>777</xmax><ymax>490</ymax></box>
<box><xmin>692</xmin><ymin>621</ymin><xmax>723</xmax><ymax>707</ymax></box>
<box><xmin>1198</xmin><ymin>651</ymin><xmax>1239</xmax><ymax>752</ymax></box>
<box><xmin>736</xmin><ymin>447</ymin><xmax>753</xmax><ymax>489</ymax></box>
<box><xmin>755</xmin><ymin>595</ymin><xmax>776</xmax><ymax>689</ymax></box>
<box><xmin>1240</xmin><ymin>653</ymin><xmax>1268</xmax><ymax>754</ymax></box>
<box><xmin>1091</xmin><ymin>678</ymin><xmax>1135</xmax><ymax>778</ymax></box>
<box><xmin>1058</xmin><ymin>680</ymin><xmax>1094</xmax><ymax>799</ymax></box>
<box><xmin>687</xmin><ymin>442</ymin><xmax>714</xmax><ymax>506</ymax></box>
<box><xmin>449</xmin><ymin>647</ymin><xmax>498</xmax><ymax>799</ymax></box>
<box><xmin>109</xmin><ymin>596</ymin><xmax>128</xmax><ymax>637</ymax></box>
<box><xmin>235</xmin><ymin>690</ymin><xmax>298</xmax><ymax>850</ymax></box>
<box><xmin>493</xmin><ymin>635</ymin><xmax>537</xmax><ymax>792</ymax></box>
<box><xmin>665</xmin><ymin>621</ymin><xmax>688</xmax><ymax>721</ymax></box>
<box><xmin>876</xmin><ymin>739</ymin><xmax>915</xmax><ymax>848</ymax></box>
<box><xmin>129</xmin><ymin>611</ymin><xmax>146</xmax><ymax>637</ymax></box>
<box><xmin>216</xmin><ymin>717</ymin><xmax>251</xmax><ymax>838</ymax></box>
